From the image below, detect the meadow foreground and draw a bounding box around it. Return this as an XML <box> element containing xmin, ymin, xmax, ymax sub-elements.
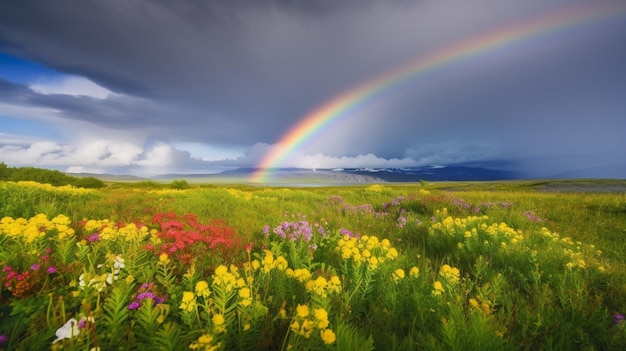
<box><xmin>1</xmin><ymin>180</ymin><xmax>625</xmax><ymax>350</ymax></box>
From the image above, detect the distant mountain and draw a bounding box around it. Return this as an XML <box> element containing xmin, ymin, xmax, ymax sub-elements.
<box><xmin>67</xmin><ymin>173</ymin><xmax>149</xmax><ymax>182</ymax></box>
<box><xmin>161</xmin><ymin>165</ymin><xmax>521</xmax><ymax>183</ymax></box>
<box><xmin>340</xmin><ymin>165</ymin><xmax>521</xmax><ymax>182</ymax></box>
<box><xmin>67</xmin><ymin>165</ymin><xmax>522</xmax><ymax>184</ymax></box>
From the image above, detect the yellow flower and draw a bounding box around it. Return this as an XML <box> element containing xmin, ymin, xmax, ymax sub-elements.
<box><xmin>481</xmin><ymin>302</ymin><xmax>490</xmax><ymax>315</ymax></box>
<box><xmin>293</xmin><ymin>268</ymin><xmax>312</xmax><ymax>283</ymax></box>
<box><xmin>198</xmin><ymin>334</ymin><xmax>213</xmax><ymax>344</ymax></box>
<box><xmin>239</xmin><ymin>287</ymin><xmax>251</xmax><ymax>299</ymax></box>
<box><xmin>368</xmin><ymin>256</ymin><xmax>378</xmax><ymax>269</ymax></box>
<box><xmin>409</xmin><ymin>266</ymin><xmax>419</xmax><ymax>278</ymax></box>
<box><xmin>181</xmin><ymin>291</ymin><xmax>195</xmax><ymax>303</ymax></box>
<box><xmin>341</xmin><ymin>247</ymin><xmax>352</xmax><ymax>260</ymax></box>
<box><xmin>393</xmin><ymin>269</ymin><xmax>405</xmax><ymax>281</ymax></box>
<box><xmin>386</xmin><ymin>247</ymin><xmax>398</xmax><ymax>260</ymax></box>
<box><xmin>314</xmin><ymin>308</ymin><xmax>329</xmax><ymax>328</ymax></box>
<box><xmin>439</xmin><ymin>264</ymin><xmax>460</xmax><ymax>284</ymax></box>
<box><xmin>469</xmin><ymin>298</ymin><xmax>479</xmax><ymax>309</ymax></box>
<box><xmin>214</xmin><ymin>265</ymin><xmax>229</xmax><ymax>276</ymax></box>
<box><xmin>272</xmin><ymin>255</ymin><xmax>289</xmax><ymax>270</ymax></box>
<box><xmin>263</xmin><ymin>251</ymin><xmax>274</xmax><ymax>265</ymax></box>
<box><xmin>195</xmin><ymin>281</ymin><xmax>210</xmax><ymax>298</ymax></box>
<box><xmin>296</xmin><ymin>304</ymin><xmax>309</xmax><ymax>318</ymax></box>
<box><xmin>189</xmin><ymin>334</ymin><xmax>220</xmax><ymax>351</ymax></box>
<box><xmin>179</xmin><ymin>291</ymin><xmax>197</xmax><ymax>312</ymax></box>
<box><xmin>432</xmin><ymin>281</ymin><xmax>444</xmax><ymax>296</ymax></box>
<box><xmin>320</xmin><ymin>329</ymin><xmax>336</xmax><ymax>344</ymax></box>
<box><xmin>301</xmin><ymin>320</ymin><xmax>315</xmax><ymax>337</ymax></box>
<box><xmin>212</xmin><ymin>313</ymin><xmax>225</xmax><ymax>326</ymax></box>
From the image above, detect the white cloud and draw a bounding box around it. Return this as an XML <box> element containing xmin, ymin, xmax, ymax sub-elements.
<box><xmin>136</xmin><ymin>142</ymin><xmax>175</xmax><ymax>167</ymax></box>
<box><xmin>30</xmin><ymin>76</ymin><xmax>114</xmax><ymax>99</ymax></box>
<box><xmin>288</xmin><ymin>152</ymin><xmax>417</xmax><ymax>169</ymax></box>
<box><xmin>172</xmin><ymin>142</ymin><xmax>246</xmax><ymax>161</ymax></box>
<box><xmin>65</xmin><ymin>166</ymin><xmax>106</xmax><ymax>174</ymax></box>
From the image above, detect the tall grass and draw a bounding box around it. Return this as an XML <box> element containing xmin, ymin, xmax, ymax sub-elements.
<box><xmin>1</xmin><ymin>180</ymin><xmax>625</xmax><ymax>350</ymax></box>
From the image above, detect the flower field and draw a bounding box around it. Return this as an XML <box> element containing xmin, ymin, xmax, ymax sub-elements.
<box><xmin>1</xmin><ymin>180</ymin><xmax>626</xmax><ymax>350</ymax></box>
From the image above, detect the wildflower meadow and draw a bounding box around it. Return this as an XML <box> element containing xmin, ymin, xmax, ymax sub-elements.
<box><xmin>1</xmin><ymin>179</ymin><xmax>626</xmax><ymax>350</ymax></box>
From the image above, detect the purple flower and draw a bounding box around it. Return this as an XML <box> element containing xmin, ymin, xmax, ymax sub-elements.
<box><xmin>137</xmin><ymin>292</ymin><xmax>156</xmax><ymax>301</ymax></box>
<box><xmin>397</xmin><ymin>216</ymin><xmax>407</xmax><ymax>228</ymax></box>
<box><xmin>0</xmin><ymin>334</ymin><xmax>7</xmax><ymax>343</ymax></box>
<box><xmin>128</xmin><ymin>301</ymin><xmax>141</xmax><ymax>310</ymax></box>
<box><xmin>262</xmin><ymin>225</ymin><xmax>270</xmax><ymax>235</ymax></box>
<box><xmin>154</xmin><ymin>295</ymin><xmax>168</xmax><ymax>304</ymax></box>
<box><xmin>47</xmin><ymin>266</ymin><xmax>57</xmax><ymax>274</ymax></box>
<box><xmin>30</xmin><ymin>264</ymin><xmax>41</xmax><ymax>271</ymax></box>
<box><xmin>77</xmin><ymin>318</ymin><xmax>87</xmax><ymax>329</ymax></box>
<box><xmin>615</xmin><ymin>314</ymin><xmax>624</xmax><ymax>324</ymax></box>
<box><xmin>524</xmin><ymin>211</ymin><xmax>542</xmax><ymax>223</ymax></box>
<box><xmin>87</xmin><ymin>232</ymin><xmax>100</xmax><ymax>242</ymax></box>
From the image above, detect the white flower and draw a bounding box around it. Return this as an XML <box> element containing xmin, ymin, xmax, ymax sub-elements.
<box><xmin>78</xmin><ymin>274</ymin><xmax>86</xmax><ymax>288</ymax></box>
<box><xmin>114</xmin><ymin>255</ymin><xmax>125</xmax><ymax>269</ymax></box>
<box><xmin>52</xmin><ymin>318</ymin><xmax>80</xmax><ymax>344</ymax></box>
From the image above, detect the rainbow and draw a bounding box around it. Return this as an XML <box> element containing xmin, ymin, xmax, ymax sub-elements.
<box><xmin>250</xmin><ymin>3</ymin><xmax>625</xmax><ymax>183</ymax></box>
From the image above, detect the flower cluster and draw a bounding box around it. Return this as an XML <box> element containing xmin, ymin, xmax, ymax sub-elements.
<box><xmin>439</xmin><ymin>264</ymin><xmax>460</xmax><ymax>284</ymax></box>
<box><xmin>290</xmin><ymin>304</ymin><xmax>336</xmax><ymax>344</ymax></box>
<box><xmin>211</xmin><ymin>264</ymin><xmax>247</xmax><ymax>292</ymax></box>
<box><xmin>304</xmin><ymin>275</ymin><xmax>342</xmax><ymax>298</ymax></box>
<box><xmin>0</xmin><ymin>213</ymin><xmax>75</xmax><ymax>243</ymax></box>
<box><xmin>270</xmin><ymin>217</ymin><xmax>314</xmax><ymax>242</ymax></box>
<box><xmin>432</xmin><ymin>264</ymin><xmax>461</xmax><ymax>296</ymax></box>
<box><xmin>1</xmin><ymin>249</ymin><xmax>57</xmax><ymax>299</ymax></box>
<box><xmin>468</xmin><ymin>298</ymin><xmax>491</xmax><ymax>315</ymax></box>
<box><xmin>128</xmin><ymin>282</ymin><xmax>167</xmax><ymax>310</ymax></box>
<box><xmin>336</xmin><ymin>234</ymin><xmax>399</xmax><ymax>269</ymax></box>
<box><xmin>147</xmin><ymin>212</ymin><xmax>245</xmax><ymax>266</ymax></box>
<box><xmin>260</xmin><ymin>250</ymin><xmax>289</xmax><ymax>273</ymax></box>
<box><xmin>189</xmin><ymin>334</ymin><xmax>221</xmax><ymax>351</ymax></box>
<box><xmin>77</xmin><ymin>254</ymin><xmax>126</xmax><ymax>293</ymax></box>
<box><xmin>4</xmin><ymin>180</ymin><xmax>94</xmax><ymax>194</ymax></box>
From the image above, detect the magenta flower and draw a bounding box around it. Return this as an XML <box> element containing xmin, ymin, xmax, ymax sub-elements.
<box><xmin>30</xmin><ymin>264</ymin><xmax>41</xmax><ymax>271</ymax></box>
<box><xmin>47</xmin><ymin>266</ymin><xmax>57</xmax><ymax>274</ymax></box>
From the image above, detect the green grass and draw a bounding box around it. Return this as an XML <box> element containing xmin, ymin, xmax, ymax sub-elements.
<box><xmin>1</xmin><ymin>179</ymin><xmax>626</xmax><ymax>350</ymax></box>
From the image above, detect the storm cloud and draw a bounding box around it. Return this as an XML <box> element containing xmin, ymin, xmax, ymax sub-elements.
<box><xmin>0</xmin><ymin>0</ymin><xmax>625</xmax><ymax>178</ymax></box>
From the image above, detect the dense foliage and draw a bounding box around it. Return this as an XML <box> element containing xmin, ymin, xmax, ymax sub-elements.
<box><xmin>0</xmin><ymin>163</ymin><xmax>105</xmax><ymax>188</ymax></box>
<box><xmin>1</xmin><ymin>179</ymin><xmax>625</xmax><ymax>350</ymax></box>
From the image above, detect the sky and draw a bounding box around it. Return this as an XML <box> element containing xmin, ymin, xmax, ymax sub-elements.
<box><xmin>0</xmin><ymin>0</ymin><xmax>625</xmax><ymax>179</ymax></box>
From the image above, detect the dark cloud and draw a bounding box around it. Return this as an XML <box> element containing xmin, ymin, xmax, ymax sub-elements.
<box><xmin>0</xmin><ymin>0</ymin><xmax>624</xmax><ymax>177</ymax></box>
